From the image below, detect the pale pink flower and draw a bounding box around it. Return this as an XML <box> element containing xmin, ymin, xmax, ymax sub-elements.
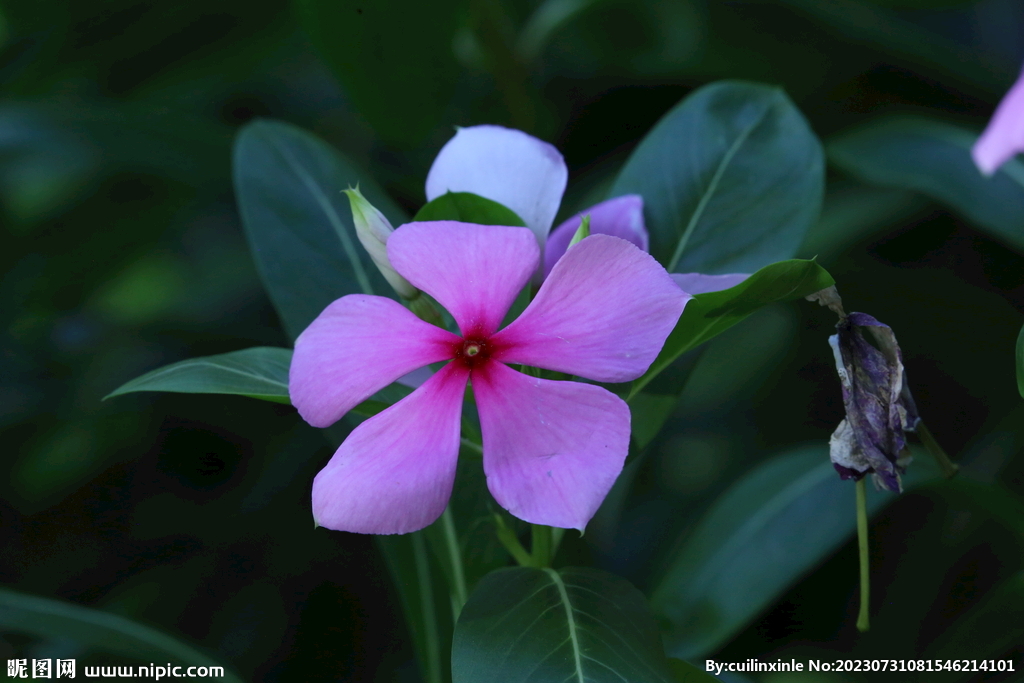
<box><xmin>289</xmin><ymin>221</ymin><xmax>688</xmax><ymax>535</ymax></box>
<box><xmin>973</xmin><ymin>64</ymin><xmax>1024</xmax><ymax>175</ymax></box>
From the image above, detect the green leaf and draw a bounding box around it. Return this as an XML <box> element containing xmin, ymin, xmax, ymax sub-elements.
<box><xmin>927</xmin><ymin>570</ymin><xmax>1024</xmax><ymax>668</ymax></box>
<box><xmin>104</xmin><ymin>347</ymin><xmax>292</xmax><ymax>404</ymax></box>
<box><xmin>651</xmin><ymin>444</ymin><xmax>941</xmax><ymax>658</ymax></box>
<box><xmin>452</xmin><ymin>566</ymin><xmax>677</xmax><ymax>683</ymax></box>
<box><xmin>610</xmin><ymin>81</ymin><xmax>824</xmax><ymax>274</ymax></box>
<box><xmin>233</xmin><ymin>119</ymin><xmax>406</xmax><ymax>341</ymax></box>
<box><xmin>668</xmin><ymin>658</ymin><xmax>720</xmax><ymax>683</ymax></box>
<box><xmin>413</xmin><ymin>191</ymin><xmax>527</xmax><ymax>227</ymax></box>
<box><xmin>294</xmin><ymin>0</ymin><xmax>462</xmax><ymax>147</ymax></box>
<box><xmin>828</xmin><ymin>116</ymin><xmax>1024</xmax><ymax>253</ymax></box>
<box><xmin>1017</xmin><ymin>323</ymin><xmax>1024</xmax><ymax>399</ymax></box>
<box><xmin>631</xmin><ymin>259</ymin><xmax>833</xmax><ymax>398</ymax></box>
<box><xmin>376</xmin><ymin>534</ymin><xmax>453</xmax><ymax>683</ymax></box>
<box><xmin>0</xmin><ymin>587</ymin><xmax>243</xmax><ymax>682</ymax></box>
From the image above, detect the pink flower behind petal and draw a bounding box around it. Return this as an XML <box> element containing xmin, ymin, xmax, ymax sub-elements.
<box><xmin>973</xmin><ymin>64</ymin><xmax>1024</xmax><ymax>176</ymax></box>
<box><xmin>544</xmin><ymin>195</ymin><xmax>649</xmax><ymax>278</ymax></box>
<box><xmin>670</xmin><ymin>272</ymin><xmax>750</xmax><ymax>294</ymax></box>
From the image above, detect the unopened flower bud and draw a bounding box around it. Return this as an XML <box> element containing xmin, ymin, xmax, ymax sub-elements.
<box><xmin>344</xmin><ymin>187</ymin><xmax>418</xmax><ymax>299</ymax></box>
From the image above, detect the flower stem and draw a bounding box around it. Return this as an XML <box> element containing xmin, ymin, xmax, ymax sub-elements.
<box><xmin>407</xmin><ymin>292</ymin><xmax>444</xmax><ymax>327</ymax></box>
<box><xmin>411</xmin><ymin>533</ymin><xmax>443</xmax><ymax>683</ymax></box>
<box><xmin>916</xmin><ymin>421</ymin><xmax>959</xmax><ymax>479</ymax></box>
<box><xmin>440</xmin><ymin>508</ymin><xmax>468</xmax><ymax>616</ymax></box>
<box><xmin>494</xmin><ymin>515</ymin><xmax>533</xmax><ymax>567</ymax></box>
<box><xmin>855</xmin><ymin>477</ymin><xmax>870</xmax><ymax>633</ymax></box>
<box><xmin>531</xmin><ymin>524</ymin><xmax>553</xmax><ymax>567</ymax></box>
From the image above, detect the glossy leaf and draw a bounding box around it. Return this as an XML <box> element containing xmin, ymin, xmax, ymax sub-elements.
<box><xmin>104</xmin><ymin>347</ymin><xmax>292</xmax><ymax>404</ymax></box>
<box><xmin>828</xmin><ymin>116</ymin><xmax>1024</xmax><ymax>253</ymax></box>
<box><xmin>651</xmin><ymin>444</ymin><xmax>941</xmax><ymax>658</ymax></box>
<box><xmin>452</xmin><ymin>566</ymin><xmax>678</xmax><ymax>683</ymax></box>
<box><xmin>631</xmin><ymin>259</ymin><xmax>833</xmax><ymax>398</ymax></box>
<box><xmin>233</xmin><ymin>119</ymin><xmax>406</xmax><ymax>341</ymax></box>
<box><xmin>413</xmin><ymin>191</ymin><xmax>527</xmax><ymax>227</ymax></box>
<box><xmin>294</xmin><ymin>0</ymin><xmax>462</xmax><ymax>147</ymax></box>
<box><xmin>610</xmin><ymin>81</ymin><xmax>824</xmax><ymax>274</ymax></box>
<box><xmin>0</xmin><ymin>587</ymin><xmax>243</xmax><ymax>683</ymax></box>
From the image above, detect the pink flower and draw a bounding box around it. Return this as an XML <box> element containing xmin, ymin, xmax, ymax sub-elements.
<box><xmin>426</xmin><ymin>124</ymin><xmax>749</xmax><ymax>292</ymax></box>
<box><xmin>289</xmin><ymin>221</ymin><xmax>688</xmax><ymax>535</ymax></box>
<box><xmin>973</xmin><ymin>64</ymin><xmax>1024</xmax><ymax>176</ymax></box>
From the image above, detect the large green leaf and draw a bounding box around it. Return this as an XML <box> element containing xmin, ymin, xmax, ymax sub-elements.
<box><xmin>233</xmin><ymin>119</ymin><xmax>406</xmax><ymax>341</ymax></box>
<box><xmin>294</xmin><ymin>0</ymin><xmax>462</xmax><ymax>147</ymax></box>
<box><xmin>610</xmin><ymin>81</ymin><xmax>824</xmax><ymax>274</ymax></box>
<box><xmin>651</xmin><ymin>445</ymin><xmax>940</xmax><ymax>658</ymax></box>
<box><xmin>104</xmin><ymin>347</ymin><xmax>291</xmax><ymax>404</ymax></box>
<box><xmin>631</xmin><ymin>259</ymin><xmax>833</xmax><ymax>398</ymax></box>
<box><xmin>828</xmin><ymin>116</ymin><xmax>1024</xmax><ymax>253</ymax></box>
<box><xmin>0</xmin><ymin>587</ymin><xmax>243</xmax><ymax>683</ymax></box>
<box><xmin>452</xmin><ymin>566</ymin><xmax>697</xmax><ymax>683</ymax></box>
<box><xmin>413</xmin><ymin>192</ymin><xmax>527</xmax><ymax>226</ymax></box>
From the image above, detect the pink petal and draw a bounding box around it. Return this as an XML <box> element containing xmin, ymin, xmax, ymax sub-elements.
<box><xmin>973</xmin><ymin>65</ymin><xmax>1024</xmax><ymax>175</ymax></box>
<box><xmin>388</xmin><ymin>221</ymin><xmax>539</xmax><ymax>337</ymax></box>
<box><xmin>492</xmin><ymin>235</ymin><xmax>689</xmax><ymax>383</ymax></box>
<box><xmin>290</xmin><ymin>295</ymin><xmax>460</xmax><ymax>428</ymax></box>
<box><xmin>543</xmin><ymin>195</ymin><xmax>648</xmax><ymax>278</ymax></box>
<box><xmin>425</xmin><ymin>125</ymin><xmax>568</xmax><ymax>243</ymax></box>
<box><xmin>312</xmin><ymin>363</ymin><xmax>469</xmax><ymax>534</ymax></box>
<box><xmin>473</xmin><ymin>361</ymin><xmax>629</xmax><ymax>531</ymax></box>
<box><xmin>670</xmin><ymin>272</ymin><xmax>750</xmax><ymax>294</ymax></box>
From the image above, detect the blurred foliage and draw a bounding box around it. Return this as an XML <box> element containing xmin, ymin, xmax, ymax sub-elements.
<box><xmin>1</xmin><ymin>0</ymin><xmax>1022</xmax><ymax>681</ymax></box>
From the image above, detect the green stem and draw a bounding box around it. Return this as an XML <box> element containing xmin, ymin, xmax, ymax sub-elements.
<box><xmin>407</xmin><ymin>292</ymin><xmax>443</xmax><ymax>327</ymax></box>
<box><xmin>494</xmin><ymin>515</ymin><xmax>534</xmax><ymax>567</ymax></box>
<box><xmin>440</xmin><ymin>508</ymin><xmax>468</xmax><ymax>617</ymax></box>
<box><xmin>411</xmin><ymin>533</ymin><xmax>443</xmax><ymax>683</ymax></box>
<box><xmin>855</xmin><ymin>478</ymin><xmax>870</xmax><ymax>633</ymax></box>
<box><xmin>917</xmin><ymin>421</ymin><xmax>959</xmax><ymax>479</ymax></box>
<box><xmin>531</xmin><ymin>524</ymin><xmax>553</xmax><ymax>568</ymax></box>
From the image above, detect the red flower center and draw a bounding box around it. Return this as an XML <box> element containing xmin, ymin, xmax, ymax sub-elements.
<box><xmin>452</xmin><ymin>334</ymin><xmax>498</xmax><ymax>370</ymax></box>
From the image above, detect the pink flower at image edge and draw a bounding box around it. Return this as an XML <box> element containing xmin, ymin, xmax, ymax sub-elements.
<box><xmin>973</xmin><ymin>64</ymin><xmax>1024</xmax><ymax>176</ymax></box>
<box><xmin>289</xmin><ymin>221</ymin><xmax>689</xmax><ymax>535</ymax></box>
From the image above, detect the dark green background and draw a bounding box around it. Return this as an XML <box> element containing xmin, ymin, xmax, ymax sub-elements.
<box><xmin>1</xmin><ymin>0</ymin><xmax>1022</xmax><ymax>680</ymax></box>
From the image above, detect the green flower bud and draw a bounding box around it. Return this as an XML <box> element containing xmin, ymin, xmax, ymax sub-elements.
<box><xmin>344</xmin><ymin>187</ymin><xmax>417</xmax><ymax>299</ymax></box>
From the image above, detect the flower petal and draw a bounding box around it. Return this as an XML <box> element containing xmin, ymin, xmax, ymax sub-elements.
<box><xmin>473</xmin><ymin>361</ymin><xmax>629</xmax><ymax>531</ymax></box>
<box><xmin>543</xmin><ymin>195</ymin><xmax>648</xmax><ymax>277</ymax></box>
<box><xmin>425</xmin><ymin>125</ymin><xmax>568</xmax><ymax>243</ymax></box>
<box><xmin>492</xmin><ymin>235</ymin><xmax>689</xmax><ymax>382</ymax></box>
<box><xmin>670</xmin><ymin>272</ymin><xmax>750</xmax><ymax>294</ymax></box>
<box><xmin>388</xmin><ymin>221</ymin><xmax>539</xmax><ymax>337</ymax></box>
<box><xmin>290</xmin><ymin>294</ymin><xmax>460</xmax><ymax>428</ymax></box>
<box><xmin>312</xmin><ymin>363</ymin><xmax>469</xmax><ymax>534</ymax></box>
<box><xmin>973</xmin><ymin>65</ymin><xmax>1024</xmax><ymax>175</ymax></box>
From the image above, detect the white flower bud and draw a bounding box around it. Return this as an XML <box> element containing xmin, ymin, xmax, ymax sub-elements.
<box><xmin>344</xmin><ymin>187</ymin><xmax>417</xmax><ymax>299</ymax></box>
